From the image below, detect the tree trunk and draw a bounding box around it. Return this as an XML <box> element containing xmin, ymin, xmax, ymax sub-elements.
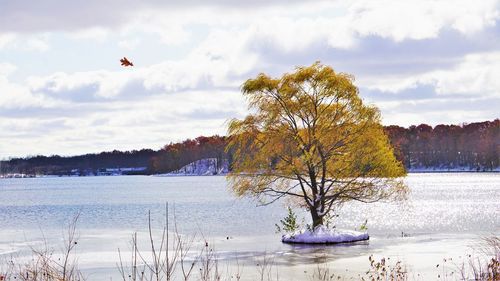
<box><xmin>310</xmin><ymin>208</ymin><xmax>324</xmax><ymax>229</ymax></box>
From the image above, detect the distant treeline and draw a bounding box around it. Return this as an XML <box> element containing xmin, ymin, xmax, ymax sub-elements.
<box><xmin>0</xmin><ymin>149</ymin><xmax>158</xmax><ymax>175</ymax></box>
<box><xmin>1</xmin><ymin>120</ymin><xmax>498</xmax><ymax>175</ymax></box>
<box><xmin>385</xmin><ymin>119</ymin><xmax>499</xmax><ymax>171</ymax></box>
<box><xmin>0</xmin><ymin>136</ymin><xmax>228</xmax><ymax>176</ymax></box>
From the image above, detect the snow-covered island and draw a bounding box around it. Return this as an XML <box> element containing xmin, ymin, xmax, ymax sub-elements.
<box><xmin>281</xmin><ymin>225</ymin><xmax>369</xmax><ymax>244</ymax></box>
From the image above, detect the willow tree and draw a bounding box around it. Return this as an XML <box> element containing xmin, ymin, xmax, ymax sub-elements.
<box><xmin>227</xmin><ymin>62</ymin><xmax>407</xmax><ymax>228</ymax></box>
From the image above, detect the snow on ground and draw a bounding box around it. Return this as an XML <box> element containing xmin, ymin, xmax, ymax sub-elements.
<box><xmin>282</xmin><ymin>225</ymin><xmax>369</xmax><ymax>244</ymax></box>
<box><xmin>407</xmin><ymin>166</ymin><xmax>499</xmax><ymax>172</ymax></box>
<box><xmin>155</xmin><ymin>160</ymin><xmax>500</xmax><ymax>176</ymax></box>
<box><xmin>157</xmin><ymin>158</ymin><xmax>229</xmax><ymax>176</ymax></box>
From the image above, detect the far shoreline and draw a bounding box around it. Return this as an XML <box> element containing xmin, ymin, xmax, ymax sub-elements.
<box><xmin>1</xmin><ymin>170</ymin><xmax>499</xmax><ymax>179</ymax></box>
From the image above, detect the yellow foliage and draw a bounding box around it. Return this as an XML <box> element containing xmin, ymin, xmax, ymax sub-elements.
<box><xmin>227</xmin><ymin>62</ymin><xmax>407</xmax><ymax>226</ymax></box>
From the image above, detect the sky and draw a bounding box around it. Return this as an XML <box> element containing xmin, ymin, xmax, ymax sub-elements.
<box><xmin>0</xmin><ymin>0</ymin><xmax>499</xmax><ymax>158</ymax></box>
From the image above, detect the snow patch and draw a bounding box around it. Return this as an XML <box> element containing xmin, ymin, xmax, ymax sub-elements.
<box><xmin>158</xmin><ymin>158</ymin><xmax>229</xmax><ymax>176</ymax></box>
<box><xmin>282</xmin><ymin>225</ymin><xmax>369</xmax><ymax>244</ymax></box>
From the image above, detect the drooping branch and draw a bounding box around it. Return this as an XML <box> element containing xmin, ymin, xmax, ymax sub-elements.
<box><xmin>228</xmin><ymin>62</ymin><xmax>407</xmax><ymax>228</ymax></box>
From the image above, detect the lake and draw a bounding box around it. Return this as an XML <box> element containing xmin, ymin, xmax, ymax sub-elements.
<box><xmin>0</xmin><ymin>173</ymin><xmax>499</xmax><ymax>280</ymax></box>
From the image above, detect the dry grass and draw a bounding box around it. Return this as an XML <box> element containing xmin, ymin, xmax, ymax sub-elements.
<box><xmin>457</xmin><ymin>236</ymin><xmax>500</xmax><ymax>281</ymax></box>
<box><xmin>116</xmin><ymin>203</ymin><xmax>244</xmax><ymax>281</ymax></box>
<box><xmin>0</xmin><ymin>214</ymin><xmax>84</xmax><ymax>281</ymax></box>
<box><xmin>413</xmin><ymin>235</ymin><xmax>500</xmax><ymax>281</ymax></box>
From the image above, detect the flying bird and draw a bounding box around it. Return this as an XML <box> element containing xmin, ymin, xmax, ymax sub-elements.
<box><xmin>120</xmin><ymin>57</ymin><xmax>134</xmax><ymax>67</ymax></box>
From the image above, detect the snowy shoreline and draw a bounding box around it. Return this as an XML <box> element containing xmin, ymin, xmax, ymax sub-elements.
<box><xmin>2</xmin><ymin>170</ymin><xmax>498</xmax><ymax>179</ymax></box>
<box><xmin>407</xmin><ymin>168</ymin><xmax>500</xmax><ymax>173</ymax></box>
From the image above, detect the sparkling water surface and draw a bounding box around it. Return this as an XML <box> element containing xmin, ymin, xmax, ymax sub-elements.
<box><xmin>0</xmin><ymin>173</ymin><xmax>498</xmax><ymax>280</ymax></box>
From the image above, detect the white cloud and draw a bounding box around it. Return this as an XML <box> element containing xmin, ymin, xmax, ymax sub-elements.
<box><xmin>362</xmin><ymin>51</ymin><xmax>500</xmax><ymax>97</ymax></box>
<box><xmin>0</xmin><ymin>33</ymin><xmax>16</xmax><ymax>49</ymax></box>
<box><xmin>0</xmin><ymin>54</ymin><xmax>247</xmax><ymax>157</ymax></box>
<box><xmin>28</xmin><ymin>70</ymin><xmax>129</xmax><ymax>100</ymax></box>
<box><xmin>245</xmin><ymin>16</ymin><xmax>356</xmax><ymax>51</ymax></box>
<box><xmin>27</xmin><ymin>28</ymin><xmax>260</xmax><ymax>101</ymax></box>
<box><xmin>0</xmin><ymin>85</ymin><xmax>245</xmax><ymax>157</ymax></box>
<box><xmin>1</xmin><ymin>0</ymin><xmax>499</xmax><ymax>157</ymax></box>
<box><xmin>376</xmin><ymin>95</ymin><xmax>500</xmax><ymax>127</ymax></box>
<box><xmin>118</xmin><ymin>38</ymin><xmax>140</xmax><ymax>50</ymax></box>
<box><xmin>0</xmin><ymin>33</ymin><xmax>50</xmax><ymax>52</ymax></box>
<box><xmin>69</xmin><ymin>27</ymin><xmax>109</xmax><ymax>41</ymax></box>
<box><xmin>25</xmin><ymin>34</ymin><xmax>50</xmax><ymax>52</ymax></box>
<box><xmin>348</xmin><ymin>0</ymin><xmax>499</xmax><ymax>41</ymax></box>
<box><xmin>0</xmin><ymin>69</ymin><xmax>55</xmax><ymax>109</ymax></box>
<box><xmin>424</xmin><ymin>52</ymin><xmax>500</xmax><ymax>96</ymax></box>
<box><xmin>4</xmin><ymin>0</ymin><xmax>497</xmax><ymax>49</ymax></box>
<box><xmin>0</xmin><ymin>63</ymin><xmax>18</xmax><ymax>76</ymax></box>
<box><xmin>112</xmin><ymin>9</ymin><xmax>198</xmax><ymax>47</ymax></box>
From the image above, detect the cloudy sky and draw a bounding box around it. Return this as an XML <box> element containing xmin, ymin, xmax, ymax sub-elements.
<box><xmin>0</xmin><ymin>0</ymin><xmax>499</xmax><ymax>158</ymax></box>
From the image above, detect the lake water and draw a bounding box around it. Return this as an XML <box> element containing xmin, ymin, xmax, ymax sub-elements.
<box><xmin>0</xmin><ymin>173</ymin><xmax>498</xmax><ymax>280</ymax></box>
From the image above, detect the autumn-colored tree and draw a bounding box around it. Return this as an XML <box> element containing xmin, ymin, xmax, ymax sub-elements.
<box><xmin>227</xmin><ymin>62</ymin><xmax>407</xmax><ymax>228</ymax></box>
<box><xmin>384</xmin><ymin>120</ymin><xmax>499</xmax><ymax>171</ymax></box>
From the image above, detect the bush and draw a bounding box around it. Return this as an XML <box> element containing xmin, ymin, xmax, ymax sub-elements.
<box><xmin>275</xmin><ymin>207</ymin><xmax>301</xmax><ymax>234</ymax></box>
